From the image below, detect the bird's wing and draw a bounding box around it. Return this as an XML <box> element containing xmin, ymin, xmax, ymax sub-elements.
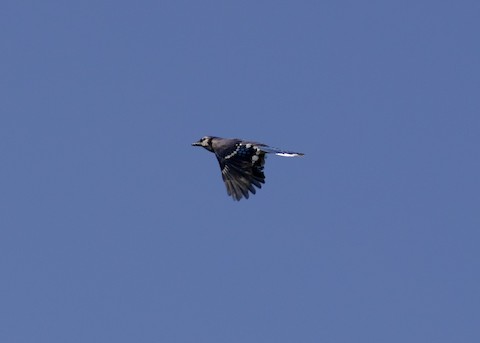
<box><xmin>216</xmin><ymin>143</ymin><xmax>266</xmax><ymax>201</ymax></box>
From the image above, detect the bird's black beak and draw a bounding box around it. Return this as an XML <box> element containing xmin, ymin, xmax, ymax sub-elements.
<box><xmin>192</xmin><ymin>141</ymin><xmax>201</xmax><ymax>146</ymax></box>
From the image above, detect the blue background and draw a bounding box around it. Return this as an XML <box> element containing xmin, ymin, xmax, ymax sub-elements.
<box><xmin>1</xmin><ymin>1</ymin><xmax>479</xmax><ymax>342</ymax></box>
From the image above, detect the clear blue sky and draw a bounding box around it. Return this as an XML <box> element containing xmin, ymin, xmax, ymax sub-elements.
<box><xmin>1</xmin><ymin>1</ymin><xmax>479</xmax><ymax>342</ymax></box>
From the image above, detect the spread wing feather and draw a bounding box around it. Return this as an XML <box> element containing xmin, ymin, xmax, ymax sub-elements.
<box><xmin>217</xmin><ymin>144</ymin><xmax>265</xmax><ymax>201</ymax></box>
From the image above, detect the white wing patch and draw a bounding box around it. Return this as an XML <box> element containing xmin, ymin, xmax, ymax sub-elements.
<box><xmin>224</xmin><ymin>145</ymin><xmax>241</xmax><ymax>160</ymax></box>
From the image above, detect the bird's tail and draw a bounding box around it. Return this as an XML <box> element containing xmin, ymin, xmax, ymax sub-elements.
<box><xmin>259</xmin><ymin>145</ymin><xmax>304</xmax><ymax>157</ymax></box>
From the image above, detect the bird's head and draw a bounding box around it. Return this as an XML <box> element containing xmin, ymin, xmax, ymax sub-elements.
<box><xmin>192</xmin><ymin>136</ymin><xmax>214</xmax><ymax>152</ymax></box>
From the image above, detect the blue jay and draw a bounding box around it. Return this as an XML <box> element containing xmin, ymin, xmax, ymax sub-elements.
<box><xmin>192</xmin><ymin>136</ymin><xmax>304</xmax><ymax>200</ymax></box>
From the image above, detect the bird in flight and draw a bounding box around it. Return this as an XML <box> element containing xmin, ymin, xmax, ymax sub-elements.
<box><xmin>192</xmin><ymin>136</ymin><xmax>304</xmax><ymax>200</ymax></box>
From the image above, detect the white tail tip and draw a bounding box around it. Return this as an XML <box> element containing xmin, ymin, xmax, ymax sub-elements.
<box><xmin>275</xmin><ymin>152</ymin><xmax>304</xmax><ymax>157</ymax></box>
